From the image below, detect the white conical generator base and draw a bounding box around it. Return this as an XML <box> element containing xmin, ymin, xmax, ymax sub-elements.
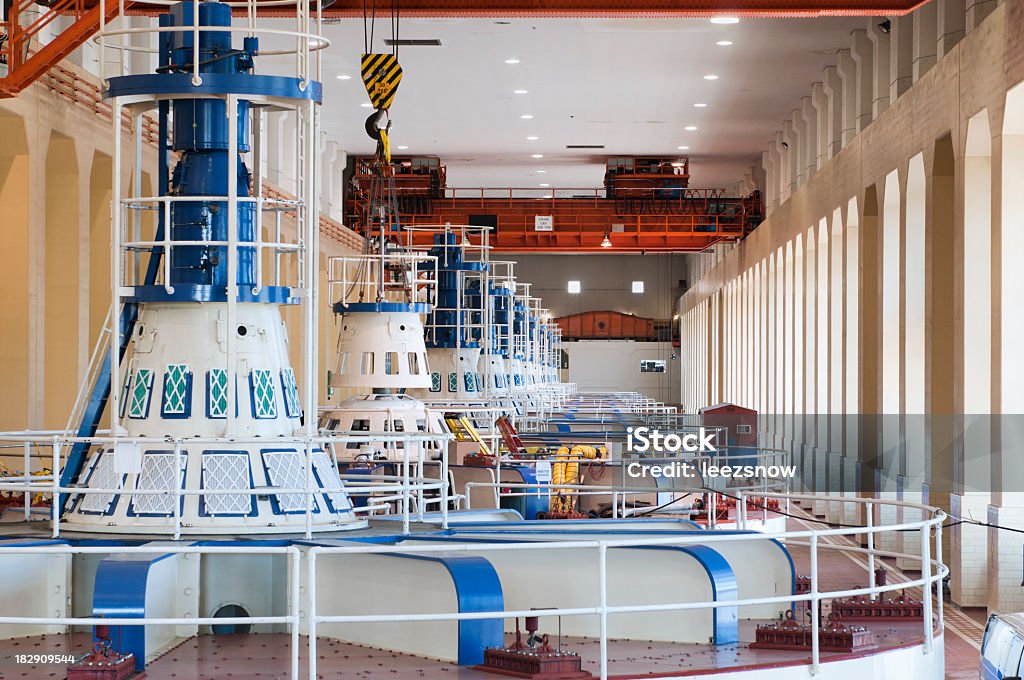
<box><xmin>409</xmin><ymin>346</ymin><xmax>482</xmax><ymax>400</ymax></box>
<box><xmin>62</xmin><ymin>303</ymin><xmax>366</xmax><ymax>535</ymax></box>
<box><xmin>479</xmin><ymin>352</ymin><xmax>510</xmax><ymax>396</ymax></box>
<box><xmin>330</xmin><ymin>311</ymin><xmax>431</xmax><ymax>391</ymax></box>
<box><xmin>320</xmin><ymin>393</ymin><xmax>447</xmax><ymax>463</ymax></box>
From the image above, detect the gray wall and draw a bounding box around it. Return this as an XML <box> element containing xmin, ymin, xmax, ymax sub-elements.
<box><xmin>508</xmin><ymin>253</ymin><xmax>691</xmax><ymax>319</ymax></box>
<box><xmin>565</xmin><ymin>341</ymin><xmax>680</xmax><ymax>404</ymax></box>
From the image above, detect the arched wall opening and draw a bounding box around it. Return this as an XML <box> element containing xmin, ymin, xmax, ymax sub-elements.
<box><xmin>0</xmin><ymin>113</ymin><xmax>30</xmax><ymax>431</ymax></box>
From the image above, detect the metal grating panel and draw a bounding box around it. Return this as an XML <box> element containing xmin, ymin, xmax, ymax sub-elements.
<box><xmin>262</xmin><ymin>450</ymin><xmax>317</xmax><ymax>513</ymax></box>
<box><xmin>77</xmin><ymin>450</ymin><xmax>119</xmax><ymax>514</ymax></box>
<box><xmin>128</xmin><ymin>369</ymin><xmax>154</xmax><ymax>418</ymax></box>
<box><xmin>201</xmin><ymin>452</ymin><xmax>252</xmax><ymax>515</ymax></box>
<box><xmin>209</xmin><ymin>368</ymin><xmax>228</xmax><ymax>418</ymax></box>
<box><xmin>251</xmin><ymin>369</ymin><xmax>278</xmax><ymax>419</ymax></box>
<box><xmin>162</xmin><ymin>364</ymin><xmax>190</xmax><ymax>415</ymax></box>
<box><xmin>131</xmin><ymin>452</ymin><xmax>184</xmax><ymax>516</ymax></box>
<box><xmin>313</xmin><ymin>451</ymin><xmax>351</xmax><ymax>512</ymax></box>
<box><xmin>281</xmin><ymin>368</ymin><xmax>301</xmax><ymax>418</ymax></box>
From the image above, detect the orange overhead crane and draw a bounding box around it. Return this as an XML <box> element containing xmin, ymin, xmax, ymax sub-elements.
<box><xmin>345</xmin><ymin>155</ymin><xmax>762</xmax><ymax>252</ymax></box>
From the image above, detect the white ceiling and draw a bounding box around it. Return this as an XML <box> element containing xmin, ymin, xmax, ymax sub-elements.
<box><xmin>268</xmin><ymin>16</ymin><xmax>862</xmax><ymax>191</ymax></box>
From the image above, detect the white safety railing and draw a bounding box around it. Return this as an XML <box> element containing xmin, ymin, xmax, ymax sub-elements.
<box><xmin>0</xmin><ymin>492</ymin><xmax>947</xmax><ymax>680</ymax></box>
<box><xmin>0</xmin><ymin>429</ymin><xmax>452</xmax><ymax>538</ymax></box>
<box><xmin>308</xmin><ymin>491</ymin><xmax>947</xmax><ymax>680</ymax></box>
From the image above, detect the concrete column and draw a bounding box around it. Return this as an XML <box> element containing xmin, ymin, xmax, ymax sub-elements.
<box><xmin>966</xmin><ymin>0</ymin><xmax>996</xmax><ymax>32</ymax></box>
<box><xmin>781</xmin><ymin>124</ymin><xmax>797</xmax><ymax>200</ymax></box>
<box><xmin>265</xmin><ymin>112</ymin><xmax>286</xmax><ymax>188</ymax></box>
<box><xmin>867</xmin><ymin>20</ymin><xmax>891</xmax><ymax>118</ymax></box>
<box><xmin>321</xmin><ymin>137</ymin><xmax>337</xmax><ymax>219</ymax></box>
<box><xmin>889</xmin><ymin>15</ymin><xmax>914</xmax><ymax>101</ymax></box>
<box><xmin>913</xmin><ymin>2</ymin><xmax>938</xmax><ymax>81</ymax></box>
<box><xmin>835</xmin><ymin>50</ymin><xmax>858</xmax><ymax>146</ymax></box>
<box><xmin>850</xmin><ymin>29</ymin><xmax>875</xmax><ymax>132</ymax></box>
<box><xmin>937</xmin><ymin>0</ymin><xmax>966</xmax><ymax>56</ymax></box>
<box><xmin>801</xmin><ymin>96</ymin><xmax>818</xmax><ymax>181</ymax></box>
<box><xmin>822</xmin><ymin>66</ymin><xmax>844</xmax><ymax>158</ymax></box>
<box><xmin>761</xmin><ymin>145</ymin><xmax>775</xmax><ymax>214</ymax></box>
<box><xmin>811</xmin><ymin>82</ymin><xmax>829</xmax><ymax>169</ymax></box>
<box><xmin>790</xmin><ymin>112</ymin><xmax>806</xmax><ymax>189</ymax></box>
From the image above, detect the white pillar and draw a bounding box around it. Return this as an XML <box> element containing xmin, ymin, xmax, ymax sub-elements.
<box><xmin>867</xmin><ymin>19</ymin><xmax>891</xmax><ymax>118</ymax></box>
<box><xmin>889</xmin><ymin>15</ymin><xmax>914</xmax><ymax>102</ymax></box>
<box><xmin>801</xmin><ymin>96</ymin><xmax>818</xmax><ymax>181</ymax></box>
<box><xmin>822</xmin><ymin>66</ymin><xmax>844</xmax><ymax>158</ymax></box>
<box><xmin>850</xmin><ymin>29</ymin><xmax>875</xmax><ymax>132</ymax></box>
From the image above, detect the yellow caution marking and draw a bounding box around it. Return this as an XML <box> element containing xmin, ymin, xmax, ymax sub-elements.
<box><xmin>361</xmin><ymin>53</ymin><xmax>402</xmax><ymax>111</ymax></box>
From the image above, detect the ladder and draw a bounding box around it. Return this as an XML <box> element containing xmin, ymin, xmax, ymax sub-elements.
<box><xmin>443</xmin><ymin>415</ymin><xmax>492</xmax><ymax>457</ymax></box>
<box><xmin>495</xmin><ymin>415</ymin><xmax>526</xmax><ymax>455</ymax></box>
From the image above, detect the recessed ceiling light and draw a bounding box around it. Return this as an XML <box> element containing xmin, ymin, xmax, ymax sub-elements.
<box><xmin>685</xmin><ymin>126</ymin><xmax>698</xmax><ymax>131</ymax></box>
<box><xmin>542</xmin><ymin>194</ymin><xmax>553</xmax><ymax>199</ymax></box>
<box><xmin>397</xmin><ymin>145</ymin><xmax>409</xmax><ymax>150</ymax></box>
<box><xmin>710</xmin><ymin>16</ymin><xmax>740</xmax><ymax>24</ymax></box>
<box><xmin>505</xmin><ymin>58</ymin><xmax>521</xmax><ymax>64</ymax></box>
<box><xmin>360</xmin><ymin>102</ymin><xmax>372</xmax><ymax>108</ymax></box>
<box><xmin>337</xmin><ymin>74</ymin><xmax>352</xmax><ymax>80</ymax></box>
<box><xmin>532</xmin><ymin>153</ymin><xmax>544</xmax><ymax>158</ymax></box>
<box><xmin>703</xmin><ymin>74</ymin><xmax>719</xmax><ymax>80</ymax></box>
<box><xmin>526</xmin><ymin>136</ymin><xmax>539</xmax><ymax>141</ymax></box>
<box><xmin>537</xmin><ymin>169</ymin><xmax>547</xmax><ymax>174</ymax></box>
<box><xmin>693</xmin><ymin>103</ymin><xmax>708</xmax><ymax>108</ymax></box>
<box><xmin>514</xmin><ymin>89</ymin><xmax>528</xmax><ymax>94</ymax></box>
<box><xmin>716</xmin><ymin>40</ymin><xmax>733</xmax><ymax>46</ymax></box>
<box><xmin>520</xmin><ymin>114</ymin><xmax>534</xmax><ymax>119</ymax></box>
<box><xmin>539</xmin><ymin>183</ymin><xmax>550</xmax><ymax>187</ymax></box>
<box><xmin>677</xmin><ymin>145</ymin><xmax>690</xmax><ymax>150</ymax></box>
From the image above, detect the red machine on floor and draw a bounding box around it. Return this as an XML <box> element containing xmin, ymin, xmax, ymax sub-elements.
<box><xmin>67</xmin><ymin>626</ymin><xmax>142</xmax><ymax>680</ymax></box>
<box><xmin>477</xmin><ymin>616</ymin><xmax>592</xmax><ymax>679</ymax></box>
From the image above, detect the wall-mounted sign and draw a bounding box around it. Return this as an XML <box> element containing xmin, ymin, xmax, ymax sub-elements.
<box><xmin>534</xmin><ymin>215</ymin><xmax>554</xmax><ymax>232</ymax></box>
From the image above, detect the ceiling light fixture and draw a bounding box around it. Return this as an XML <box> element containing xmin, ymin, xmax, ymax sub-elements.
<box><xmin>397</xmin><ymin>145</ymin><xmax>409</xmax><ymax>150</ymax></box>
<box><xmin>514</xmin><ymin>89</ymin><xmax>528</xmax><ymax>94</ymax></box>
<box><xmin>677</xmin><ymin>145</ymin><xmax>690</xmax><ymax>150</ymax></box>
<box><xmin>531</xmin><ymin>154</ymin><xmax>543</xmax><ymax>158</ymax></box>
<box><xmin>703</xmin><ymin>74</ymin><xmax>719</xmax><ymax>80</ymax></box>
<box><xmin>685</xmin><ymin>125</ymin><xmax>698</xmax><ymax>131</ymax></box>
<box><xmin>505</xmin><ymin>58</ymin><xmax>521</xmax><ymax>64</ymax></box>
<box><xmin>539</xmin><ymin>183</ymin><xmax>550</xmax><ymax>187</ymax></box>
<box><xmin>693</xmin><ymin>103</ymin><xmax>708</xmax><ymax>108</ymax></box>
<box><xmin>520</xmin><ymin>114</ymin><xmax>534</xmax><ymax>119</ymax></box>
<box><xmin>360</xmin><ymin>102</ymin><xmax>372</xmax><ymax>108</ymax></box>
<box><xmin>716</xmin><ymin>40</ymin><xmax>733</xmax><ymax>46</ymax></box>
<box><xmin>537</xmin><ymin>169</ymin><xmax>547</xmax><ymax>174</ymax></box>
<box><xmin>336</xmin><ymin>74</ymin><xmax>352</xmax><ymax>80</ymax></box>
<box><xmin>526</xmin><ymin>136</ymin><xmax>539</xmax><ymax>141</ymax></box>
<box><xmin>600</xmin><ymin>232</ymin><xmax>612</xmax><ymax>248</ymax></box>
<box><xmin>710</xmin><ymin>16</ymin><xmax>740</xmax><ymax>24</ymax></box>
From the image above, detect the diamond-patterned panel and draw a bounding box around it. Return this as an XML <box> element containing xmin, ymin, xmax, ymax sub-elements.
<box><xmin>208</xmin><ymin>369</ymin><xmax>228</xmax><ymax>418</ymax></box>
<box><xmin>251</xmin><ymin>370</ymin><xmax>278</xmax><ymax>419</ymax></box>
<box><xmin>448</xmin><ymin>372</ymin><xmax>458</xmax><ymax>393</ymax></box>
<box><xmin>281</xmin><ymin>368</ymin><xmax>301</xmax><ymax>418</ymax></box>
<box><xmin>77</xmin><ymin>450</ymin><xmax>120</xmax><ymax>514</ymax></box>
<box><xmin>128</xmin><ymin>369</ymin><xmax>154</xmax><ymax>419</ymax></box>
<box><xmin>262</xmin><ymin>450</ymin><xmax>318</xmax><ymax>513</ymax></box>
<box><xmin>430</xmin><ymin>372</ymin><xmax>441</xmax><ymax>392</ymax></box>
<box><xmin>131</xmin><ymin>452</ymin><xmax>184</xmax><ymax>516</ymax></box>
<box><xmin>312</xmin><ymin>451</ymin><xmax>352</xmax><ymax>513</ymax></box>
<box><xmin>162</xmin><ymin>364</ymin><xmax>190</xmax><ymax>415</ymax></box>
<box><xmin>201</xmin><ymin>452</ymin><xmax>252</xmax><ymax>516</ymax></box>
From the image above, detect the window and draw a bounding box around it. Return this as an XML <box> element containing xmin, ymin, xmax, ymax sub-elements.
<box><xmin>346</xmin><ymin>419</ymin><xmax>370</xmax><ymax>449</ymax></box>
<box><xmin>567</xmin><ymin>280</ymin><xmax>581</xmax><ymax>294</ymax></box>
<box><xmin>385</xmin><ymin>352</ymin><xmax>399</xmax><ymax>375</ymax></box>
<box><xmin>408</xmin><ymin>353</ymin><xmax>421</xmax><ymax>375</ymax></box>
<box><xmin>640</xmin><ymin>359</ymin><xmax>666</xmax><ymax>373</ymax></box>
<box><xmin>250</xmin><ymin>369</ymin><xmax>278</xmax><ymax>419</ymax></box>
<box><xmin>632</xmin><ymin>280</ymin><xmax>645</xmax><ymax>294</ymax></box>
<box><xmin>360</xmin><ymin>352</ymin><xmax>374</xmax><ymax>375</ymax></box>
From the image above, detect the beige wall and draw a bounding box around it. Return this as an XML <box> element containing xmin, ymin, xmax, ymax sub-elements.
<box><xmin>679</xmin><ymin>1</ymin><xmax>1024</xmax><ymax>611</ymax></box>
